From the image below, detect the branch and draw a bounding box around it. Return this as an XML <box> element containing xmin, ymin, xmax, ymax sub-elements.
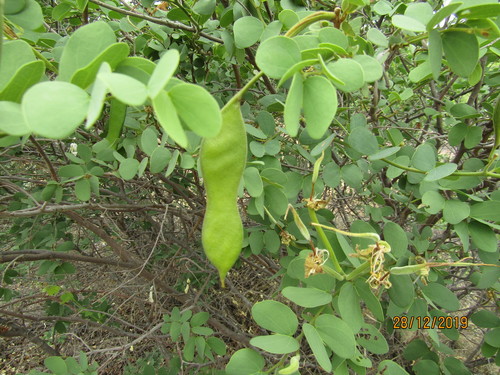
<box><xmin>89</xmin><ymin>0</ymin><xmax>223</xmax><ymax>43</ymax></box>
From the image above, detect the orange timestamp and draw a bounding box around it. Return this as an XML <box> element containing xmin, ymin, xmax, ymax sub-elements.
<box><xmin>392</xmin><ymin>315</ymin><xmax>469</xmax><ymax>330</ymax></box>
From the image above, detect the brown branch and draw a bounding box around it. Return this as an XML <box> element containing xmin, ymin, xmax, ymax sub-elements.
<box><xmin>88</xmin><ymin>0</ymin><xmax>223</xmax><ymax>43</ymax></box>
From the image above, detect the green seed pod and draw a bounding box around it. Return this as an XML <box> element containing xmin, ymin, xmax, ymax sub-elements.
<box><xmin>200</xmin><ymin>100</ymin><xmax>247</xmax><ymax>287</ymax></box>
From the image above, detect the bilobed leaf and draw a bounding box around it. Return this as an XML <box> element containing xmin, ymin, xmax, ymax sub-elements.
<box><xmin>85</xmin><ymin>63</ymin><xmax>111</xmax><ymax>129</ymax></box>
<box><xmin>59</xmin><ymin>21</ymin><xmax>116</xmax><ymax>82</ymax></box>
<box><xmin>442</xmin><ymin>30</ymin><xmax>478</xmax><ymax>77</ymax></box>
<box><xmin>424</xmin><ymin>163</ymin><xmax>457</xmax><ymax>181</ymax></box>
<box><xmin>303</xmin><ymin>323</ymin><xmax>332</xmax><ymax>372</ymax></box>
<box><xmin>0</xmin><ymin>102</ymin><xmax>30</xmax><ymax>136</ymax></box>
<box><xmin>303</xmin><ymin>75</ymin><xmax>337</xmax><ymax>139</ymax></box>
<box><xmin>250</xmin><ymin>334</ymin><xmax>300</xmax><ymax>354</ymax></box>
<box><xmin>22</xmin><ymin>82</ymin><xmax>89</xmax><ymax>139</ymax></box>
<box><xmin>152</xmin><ymin>91</ymin><xmax>187</xmax><ymax>148</ymax></box>
<box><xmin>243</xmin><ymin>167</ymin><xmax>264</xmax><ymax>197</ymax></box>
<box><xmin>97</xmin><ymin>72</ymin><xmax>147</xmax><ymax>106</ymax></box>
<box><xmin>251</xmin><ymin>300</ymin><xmax>298</xmax><ymax>335</ymax></box>
<box><xmin>388</xmin><ymin>275</ymin><xmax>414</xmax><ymax>308</ymax></box>
<box><xmin>422</xmin><ymin>191</ymin><xmax>445</xmax><ymax>214</ymax></box>
<box><xmin>383</xmin><ymin>222</ymin><xmax>408</xmax><ymax>257</ymax></box>
<box><xmin>4</xmin><ymin>0</ymin><xmax>43</xmax><ymax>30</ymax></box>
<box><xmin>338</xmin><ymin>283</ymin><xmax>363</xmax><ymax>333</ymax></box>
<box><xmin>256</xmin><ymin>36</ymin><xmax>301</xmax><ymax>79</ymax></box>
<box><xmin>357</xmin><ymin>324</ymin><xmax>389</xmax><ymax>355</ymax></box>
<box><xmin>0</xmin><ymin>40</ymin><xmax>37</xmax><ymax>91</ymax></box>
<box><xmin>149</xmin><ymin>147</ymin><xmax>171</xmax><ymax>173</ymax></box>
<box><xmin>278</xmin><ymin>9</ymin><xmax>299</xmax><ymax>30</ymax></box>
<box><xmin>443</xmin><ymin>200</ymin><xmax>470</xmax><ymax>224</ymax></box>
<box><xmin>147</xmin><ymin>49</ymin><xmax>180</xmax><ymax>99</ymax></box>
<box><xmin>0</xmin><ymin>60</ymin><xmax>45</xmax><ymax>102</ymax></box>
<box><xmin>428</xmin><ymin>30</ymin><xmax>442</xmax><ymax>80</ymax></box>
<box><xmin>326</xmin><ymin>58</ymin><xmax>365</xmax><ymax>92</ymax></box>
<box><xmin>367</xmin><ymin>28</ymin><xmax>388</xmax><ymax>47</ymax></box>
<box><xmin>192</xmin><ymin>0</ymin><xmax>215</xmax><ymax>15</ymax></box>
<box><xmin>282</xmin><ymin>286</ymin><xmax>332</xmax><ymax>308</ymax></box>
<box><xmin>318</xmin><ymin>27</ymin><xmax>348</xmax><ymax>49</ymax></box>
<box><xmin>234</xmin><ymin>17</ymin><xmax>264</xmax><ymax>49</ymax></box>
<box><xmin>119</xmin><ymin>158</ymin><xmax>140</xmax><ymax>180</ymax></box>
<box><xmin>427</xmin><ymin>2</ymin><xmax>463</xmax><ymax>31</ymax></box>
<box><xmin>469</xmin><ymin>221</ymin><xmax>497</xmax><ymax>252</ymax></box>
<box><xmin>348</xmin><ymin>127</ymin><xmax>379</xmax><ymax>155</ymax></box>
<box><xmin>315</xmin><ymin>314</ymin><xmax>356</xmax><ymax>359</ymax></box>
<box><xmin>284</xmin><ymin>73</ymin><xmax>303</xmax><ymax>137</ymax></box>
<box><xmin>71</xmin><ymin>43</ymin><xmax>130</xmax><ymax>89</ymax></box>
<box><xmin>353</xmin><ymin>55</ymin><xmax>383</xmax><ymax>82</ymax></box>
<box><xmin>421</xmin><ymin>282</ymin><xmax>460</xmax><ymax>311</ymax></box>
<box><xmin>169</xmin><ymin>83</ymin><xmax>222</xmax><ymax>138</ymax></box>
<box><xmin>411</xmin><ymin>143</ymin><xmax>436</xmax><ymax>171</ymax></box>
<box><xmin>392</xmin><ymin>15</ymin><xmax>426</xmax><ymax>32</ymax></box>
<box><xmin>226</xmin><ymin>348</ymin><xmax>265</xmax><ymax>375</ymax></box>
<box><xmin>75</xmin><ymin>179</ymin><xmax>91</xmax><ymax>201</ymax></box>
<box><xmin>44</xmin><ymin>356</ymin><xmax>67</xmax><ymax>374</ymax></box>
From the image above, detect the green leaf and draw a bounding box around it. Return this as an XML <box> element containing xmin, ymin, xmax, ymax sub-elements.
<box><xmin>150</xmin><ymin>147</ymin><xmax>171</xmax><ymax>173</ymax></box>
<box><xmin>428</xmin><ymin>30</ymin><xmax>442</xmax><ymax>80</ymax></box>
<box><xmin>424</xmin><ymin>163</ymin><xmax>457</xmax><ymax>181</ymax></box>
<box><xmin>471</xmin><ymin>310</ymin><xmax>500</xmax><ymax>328</ymax></box>
<box><xmin>352</xmin><ymin>55</ymin><xmax>383</xmax><ymax>82</ymax></box>
<box><xmin>152</xmin><ymin>91</ymin><xmax>187</xmax><ymax>148</ymax></box>
<box><xmin>22</xmin><ymin>82</ymin><xmax>89</xmax><ymax>139</ymax></box>
<box><xmin>192</xmin><ymin>0</ymin><xmax>215</xmax><ymax>15</ymax></box>
<box><xmin>0</xmin><ymin>40</ymin><xmax>36</xmax><ymax>92</ymax></box>
<box><xmin>354</xmin><ymin>279</ymin><xmax>384</xmax><ymax>321</ymax></box>
<box><xmin>367</xmin><ymin>28</ymin><xmax>388</xmax><ymax>47</ymax></box>
<box><xmin>284</xmin><ymin>72</ymin><xmax>303</xmax><ymax>137</ymax></box>
<box><xmin>383</xmin><ymin>222</ymin><xmax>408</xmax><ymax>257</ymax></box>
<box><xmin>457</xmin><ymin>3</ymin><xmax>500</xmax><ymax>20</ymax></box>
<box><xmin>443</xmin><ymin>200</ymin><xmax>470</xmax><ymax>224</ymax></box>
<box><xmin>421</xmin><ymin>282</ymin><xmax>460</xmax><ymax>311</ymax></box>
<box><xmin>226</xmin><ymin>348</ymin><xmax>265</xmax><ymax>375</ymax></box>
<box><xmin>59</xmin><ymin>21</ymin><xmax>116</xmax><ymax>82</ymax></box>
<box><xmin>405</xmin><ymin>2</ymin><xmax>433</xmax><ymax>26</ymax></box>
<box><xmin>256</xmin><ymin>36</ymin><xmax>301</xmax><ymax>79</ymax></box>
<box><xmin>368</xmin><ymin>147</ymin><xmax>400</xmax><ymax>161</ymax></box>
<box><xmin>251</xmin><ymin>300</ymin><xmax>298</xmax><ymax>335</ymax></box>
<box><xmin>442</xmin><ymin>30</ymin><xmax>478</xmax><ymax>77</ymax></box>
<box><xmin>85</xmin><ymin>62</ymin><xmax>110</xmax><ymax>129</ymax></box>
<box><xmin>303</xmin><ymin>323</ymin><xmax>332</xmax><ymax>372</ymax></box>
<box><xmin>315</xmin><ymin>314</ymin><xmax>356</xmax><ymax>359</ymax></box>
<box><xmin>357</xmin><ymin>324</ymin><xmax>389</xmax><ymax>355</ymax></box>
<box><xmin>0</xmin><ymin>101</ymin><xmax>30</xmax><ymax>136</ymax></box>
<box><xmin>409</xmin><ymin>60</ymin><xmax>432</xmax><ymax>83</ymax></box>
<box><xmin>348</xmin><ymin>127</ymin><xmax>379</xmax><ymax>155</ymax></box>
<box><xmin>5</xmin><ymin>0</ymin><xmax>43</xmax><ymax>30</ymax></box>
<box><xmin>282</xmin><ymin>286</ymin><xmax>332</xmax><ymax>308</ymax></box>
<box><xmin>411</xmin><ymin>143</ymin><xmax>436</xmax><ymax>171</ymax></box>
<box><xmin>318</xmin><ymin>27</ymin><xmax>348</xmax><ymax>49</ymax></box>
<box><xmin>427</xmin><ymin>2</ymin><xmax>463</xmax><ymax>31</ymax></box>
<box><xmin>75</xmin><ymin>179</ymin><xmax>91</xmax><ymax>201</ymax></box>
<box><xmin>444</xmin><ymin>357</ymin><xmax>472</xmax><ymax>375</ymax></box>
<box><xmin>140</xmin><ymin>127</ymin><xmax>159</xmax><ymax>156</ymax></box>
<box><xmin>422</xmin><ymin>191</ymin><xmax>445</xmax><ymax>214</ymax></box>
<box><xmin>119</xmin><ymin>158</ymin><xmax>140</xmax><ymax>180</ymax></box>
<box><xmin>338</xmin><ymin>282</ymin><xmax>363</xmax><ymax>333</ymax></box>
<box><xmin>72</xmin><ymin>43</ymin><xmax>130</xmax><ymax>89</ymax></box>
<box><xmin>388</xmin><ymin>275</ymin><xmax>414</xmax><ymax>308</ymax></box>
<box><xmin>147</xmin><ymin>49</ymin><xmax>180</xmax><ymax>99</ymax></box>
<box><xmin>249</xmin><ymin>334</ymin><xmax>300</xmax><ymax>354</ymax></box>
<box><xmin>44</xmin><ymin>356</ymin><xmax>67</xmax><ymax>375</ymax></box>
<box><xmin>234</xmin><ymin>17</ymin><xmax>264</xmax><ymax>49</ymax></box>
<box><xmin>243</xmin><ymin>167</ymin><xmax>263</xmax><ymax>197</ymax></box>
<box><xmin>470</xmin><ymin>200</ymin><xmax>500</xmax><ymax>222</ymax></box>
<box><xmin>0</xmin><ymin>61</ymin><xmax>45</xmax><ymax>103</ymax></box>
<box><xmin>169</xmin><ymin>83</ymin><xmax>222</xmax><ymax>137</ymax></box>
<box><xmin>97</xmin><ymin>72</ymin><xmax>147</xmax><ymax>106</ymax></box>
<box><xmin>392</xmin><ymin>15</ymin><xmax>426</xmax><ymax>32</ymax></box>
<box><xmin>5</xmin><ymin>0</ymin><xmax>27</xmax><ymax>14</ymax></box>
<box><xmin>303</xmin><ymin>75</ymin><xmax>337</xmax><ymax>139</ymax></box>
<box><xmin>326</xmin><ymin>58</ymin><xmax>365</xmax><ymax>92</ymax></box>
<box><xmin>469</xmin><ymin>221</ymin><xmax>498</xmax><ymax>252</ymax></box>
<box><xmin>378</xmin><ymin>360</ymin><xmax>410</xmax><ymax>375</ymax></box>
